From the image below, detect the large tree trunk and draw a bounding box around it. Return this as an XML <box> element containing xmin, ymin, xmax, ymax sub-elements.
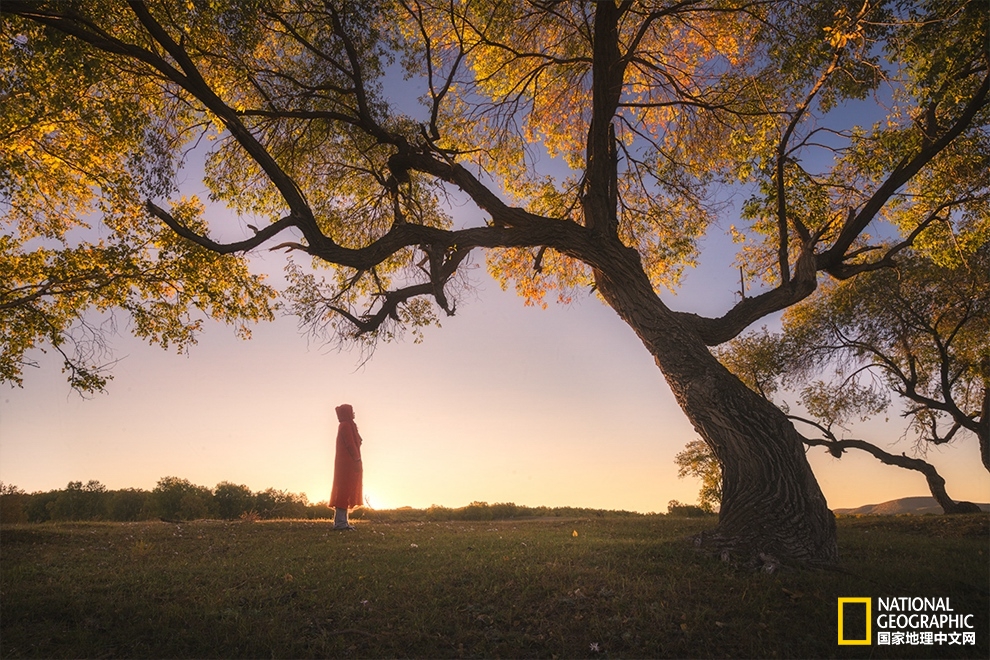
<box><xmin>591</xmin><ymin>246</ymin><xmax>838</xmax><ymax>566</ymax></box>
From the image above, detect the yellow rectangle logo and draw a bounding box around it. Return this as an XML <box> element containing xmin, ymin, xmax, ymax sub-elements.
<box><xmin>838</xmin><ymin>598</ymin><xmax>872</xmax><ymax>645</ymax></box>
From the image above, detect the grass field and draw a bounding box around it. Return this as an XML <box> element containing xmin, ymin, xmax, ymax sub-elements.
<box><xmin>1</xmin><ymin>514</ymin><xmax>987</xmax><ymax>658</ymax></box>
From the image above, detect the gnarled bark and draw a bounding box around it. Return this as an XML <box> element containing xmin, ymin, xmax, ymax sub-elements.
<box><xmin>589</xmin><ymin>241</ymin><xmax>838</xmax><ymax>566</ymax></box>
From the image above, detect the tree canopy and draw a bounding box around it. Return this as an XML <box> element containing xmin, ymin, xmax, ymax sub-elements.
<box><xmin>721</xmin><ymin>245</ymin><xmax>988</xmax><ymax>459</ymax></box>
<box><xmin>674</xmin><ymin>438</ymin><xmax>722</xmax><ymax>513</ymax></box>
<box><xmin>3</xmin><ymin>0</ymin><xmax>987</xmax><ymax>563</ymax></box>
<box><xmin>719</xmin><ymin>244</ymin><xmax>988</xmax><ymax>512</ymax></box>
<box><xmin>4</xmin><ymin>0</ymin><xmax>986</xmax><ymax>384</ymax></box>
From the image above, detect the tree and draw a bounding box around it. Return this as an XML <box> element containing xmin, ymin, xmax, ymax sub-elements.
<box><xmin>151</xmin><ymin>476</ymin><xmax>214</xmax><ymax>521</ymax></box>
<box><xmin>674</xmin><ymin>439</ymin><xmax>722</xmax><ymax>513</ymax></box>
<box><xmin>108</xmin><ymin>488</ymin><xmax>152</xmax><ymax>521</ymax></box>
<box><xmin>719</xmin><ymin>245</ymin><xmax>988</xmax><ymax>514</ymax></box>
<box><xmin>214</xmin><ymin>481</ymin><xmax>255</xmax><ymax>520</ymax></box>
<box><xmin>793</xmin><ymin>248</ymin><xmax>988</xmax><ymax>471</ymax></box>
<box><xmin>0</xmin><ymin>13</ymin><xmax>276</xmax><ymax>393</ymax></box>
<box><xmin>0</xmin><ymin>482</ymin><xmax>28</xmax><ymax>524</ymax></box>
<box><xmin>46</xmin><ymin>479</ymin><xmax>112</xmax><ymax>520</ymax></box>
<box><xmin>2</xmin><ymin>0</ymin><xmax>987</xmax><ymax>564</ymax></box>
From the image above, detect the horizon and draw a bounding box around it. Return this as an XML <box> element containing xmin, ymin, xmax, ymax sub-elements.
<box><xmin>7</xmin><ymin>472</ymin><xmax>983</xmax><ymax>514</ymax></box>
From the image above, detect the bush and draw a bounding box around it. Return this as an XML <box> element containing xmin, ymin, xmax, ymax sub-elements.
<box><xmin>0</xmin><ymin>483</ymin><xmax>27</xmax><ymax>524</ymax></box>
<box><xmin>666</xmin><ymin>500</ymin><xmax>710</xmax><ymax>517</ymax></box>
<box><xmin>254</xmin><ymin>488</ymin><xmax>308</xmax><ymax>519</ymax></box>
<box><xmin>152</xmin><ymin>477</ymin><xmax>215</xmax><ymax>521</ymax></box>
<box><xmin>214</xmin><ymin>482</ymin><xmax>254</xmax><ymax>520</ymax></box>
<box><xmin>306</xmin><ymin>502</ymin><xmax>335</xmax><ymax>519</ymax></box>
<box><xmin>109</xmin><ymin>489</ymin><xmax>152</xmax><ymax>521</ymax></box>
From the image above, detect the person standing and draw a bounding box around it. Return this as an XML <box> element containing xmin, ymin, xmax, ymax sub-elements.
<box><xmin>330</xmin><ymin>403</ymin><xmax>363</xmax><ymax>530</ymax></box>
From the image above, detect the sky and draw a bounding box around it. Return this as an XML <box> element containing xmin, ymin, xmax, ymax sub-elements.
<box><xmin>2</xmin><ymin>216</ymin><xmax>988</xmax><ymax>512</ymax></box>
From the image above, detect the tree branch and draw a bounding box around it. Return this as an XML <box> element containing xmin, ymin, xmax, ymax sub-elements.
<box><xmin>5</xmin><ymin>0</ymin><xmax>331</xmax><ymax>248</ymax></box>
<box><xmin>146</xmin><ymin>202</ymin><xmax>300</xmax><ymax>255</ymax></box>
<box><xmin>126</xmin><ymin>2</ymin><xmax>320</xmax><ymax>220</ymax></box>
<box><xmin>582</xmin><ymin>0</ymin><xmax>624</xmax><ymax>237</ymax></box>
<box><xmin>679</xmin><ymin>247</ymin><xmax>818</xmax><ymax>345</ymax></box>
<box><xmin>792</xmin><ymin>416</ymin><xmax>980</xmax><ymax>514</ymax></box>
<box><xmin>818</xmin><ymin>71</ymin><xmax>990</xmax><ymax>271</ymax></box>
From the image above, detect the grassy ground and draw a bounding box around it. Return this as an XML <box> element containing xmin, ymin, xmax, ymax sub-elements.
<box><xmin>1</xmin><ymin>514</ymin><xmax>986</xmax><ymax>658</ymax></box>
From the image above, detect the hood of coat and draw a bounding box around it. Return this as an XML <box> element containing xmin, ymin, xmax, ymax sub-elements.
<box><xmin>335</xmin><ymin>404</ymin><xmax>355</xmax><ymax>422</ymax></box>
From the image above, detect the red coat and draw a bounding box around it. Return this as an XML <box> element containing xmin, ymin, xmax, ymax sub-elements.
<box><xmin>329</xmin><ymin>404</ymin><xmax>363</xmax><ymax>508</ymax></box>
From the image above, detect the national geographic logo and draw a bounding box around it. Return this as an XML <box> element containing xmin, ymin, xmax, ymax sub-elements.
<box><xmin>838</xmin><ymin>597</ymin><xmax>978</xmax><ymax>647</ymax></box>
<box><xmin>837</xmin><ymin>598</ymin><xmax>871</xmax><ymax>645</ymax></box>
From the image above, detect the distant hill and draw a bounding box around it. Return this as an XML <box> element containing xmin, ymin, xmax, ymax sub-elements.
<box><xmin>834</xmin><ymin>496</ymin><xmax>990</xmax><ymax>515</ymax></box>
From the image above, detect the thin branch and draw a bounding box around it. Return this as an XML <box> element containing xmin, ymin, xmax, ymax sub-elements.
<box><xmin>146</xmin><ymin>202</ymin><xmax>300</xmax><ymax>255</ymax></box>
<box><xmin>819</xmin><ymin>71</ymin><xmax>990</xmax><ymax>270</ymax></box>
